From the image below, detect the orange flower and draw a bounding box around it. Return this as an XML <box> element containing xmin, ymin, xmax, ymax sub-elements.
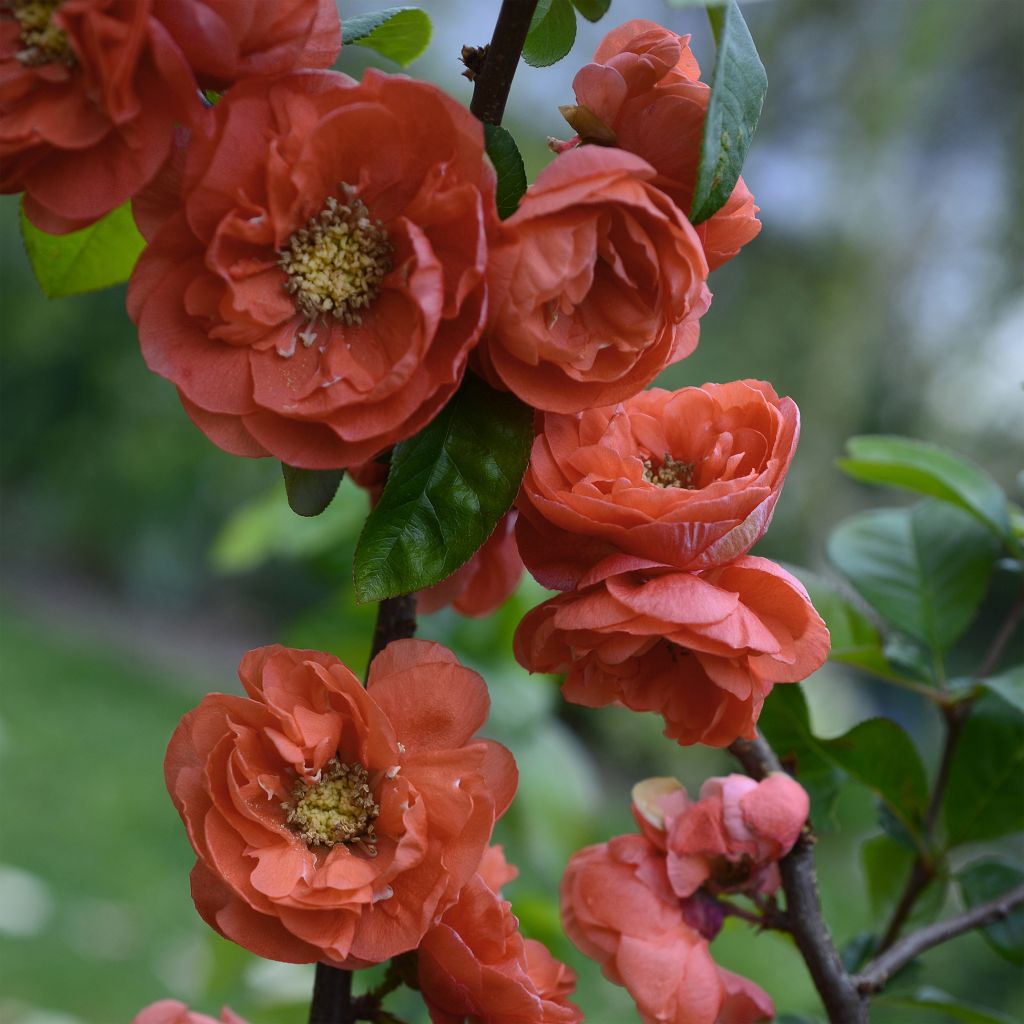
<box><xmin>516</xmin><ymin>382</ymin><xmax>799</xmax><ymax>591</ymax></box>
<box><xmin>515</xmin><ymin>556</ymin><xmax>829</xmax><ymax>747</ymax></box>
<box><xmin>127</xmin><ymin>70</ymin><xmax>498</xmax><ymax>469</ymax></box>
<box><xmin>0</xmin><ymin>0</ymin><xmax>339</xmax><ymax>233</ymax></box>
<box><xmin>165</xmin><ymin>641</ymin><xmax>517</xmax><ymax>967</ymax></box>
<box><xmin>562</xmin><ymin>19</ymin><xmax>761</xmax><ymax>271</ymax></box>
<box><xmin>133</xmin><ymin>1003</ymin><xmax>245</xmax><ymax>1024</ymax></box>
<box><xmin>418</xmin><ymin>875</ymin><xmax>582</xmax><ymax>1024</ymax></box>
<box><xmin>477</xmin><ymin>145</ymin><xmax>710</xmax><ymax>413</ymax></box>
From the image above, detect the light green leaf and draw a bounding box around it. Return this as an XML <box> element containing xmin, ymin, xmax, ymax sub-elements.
<box><xmin>353</xmin><ymin>374</ymin><xmax>533</xmax><ymax>602</ymax></box>
<box><xmin>958</xmin><ymin>859</ymin><xmax>1024</xmax><ymax>966</ymax></box>
<box><xmin>982</xmin><ymin>665</ymin><xmax>1024</xmax><ymax>716</ymax></box>
<box><xmin>875</xmin><ymin>987</ymin><xmax>1018</xmax><ymax>1024</ymax></box>
<box><xmin>281</xmin><ymin>464</ymin><xmax>344</xmax><ymax>517</ymax></box>
<box><xmin>342</xmin><ymin>7</ymin><xmax>432</xmax><ymax>66</ymax></box>
<box><xmin>571</xmin><ymin>0</ymin><xmax>610</xmax><ymax>21</ymax></box>
<box><xmin>828</xmin><ymin>501</ymin><xmax>999</xmax><ymax>653</ymax></box>
<box><xmin>522</xmin><ymin>0</ymin><xmax>577</xmax><ymax>68</ymax></box>
<box><xmin>484</xmin><ymin>124</ymin><xmax>528</xmax><ymax>219</ymax></box>
<box><xmin>689</xmin><ymin>1</ymin><xmax>767</xmax><ymax>224</ymax></box>
<box><xmin>838</xmin><ymin>435</ymin><xmax>1011</xmax><ymax>542</ymax></box>
<box><xmin>20</xmin><ymin>200</ymin><xmax>145</xmax><ymax>298</ymax></box>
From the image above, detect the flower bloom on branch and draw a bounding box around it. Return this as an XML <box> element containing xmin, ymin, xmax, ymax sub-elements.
<box><xmin>559</xmin><ymin>19</ymin><xmax>761</xmax><ymax>271</ymax></box>
<box><xmin>632</xmin><ymin>774</ymin><xmax>808</xmax><ymax>899</ymax></box>
<box><xmin>561</xmin><ymin>835</ymin><xmax>772</xmax><ymax>1024</ymax></box>
<box><xmin>0</xmin><ymin>0</ymin><xmax>340</xmax><ymax>233</ymax></box>
<box><xmin>515</xmin><ymin>555</ymin><xmax>829</xmax><ymax>746</ymax></box>
<box><xmin>418</xmin><ymin>873</ymin><xmax>582</xmax><ymax>1023</ymax></box>
<box><xmin>477</xmin><ymin>145</ymin><xmax>710</xmax><ymax>414</ymax></box>
<box><xmin>165</xmin><ymin>640</ymin><xmax>517</xmax><ymax>967</ymax></box>
<box><xmin>128</xmin><ymin>70</ymin><xmax>498</xmax><ymax>470</ymax></box>
<box><xmin>132</xmin><ymin>1002</ymin><xmax>246</xmax><ymax>1024</ymax></box>
<box><xmin>516</xmin><ymin>381</ymin><xmax>799</xmax><ymax>591</ymax></box>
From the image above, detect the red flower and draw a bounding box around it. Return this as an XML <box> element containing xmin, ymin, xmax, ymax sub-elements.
<box><xmin>133</xmin><ymin>1002</ymin><xmax>245</xmax><ymax>1024</ymax></box>
<box><xmin>0</xmin><ymin>0</ymin><xmax>340</xmax><ymax>233</ymax></box>
<box><xmin>165</xmin><ymin>640</ymin><xmax>517</xmax><ymax>966</ymax></box>
<box><xmin>128</xmin><ymin>70</ymin><xmax>498</xmax><ymax>469</ymax></box>
<box><xmin>562</xmin><ymin>19</ymin><xmax>761</xmax><ymax>271</ymax></box>
<box><xmin>516</xmin><ymin>382</ymin><xmax>799</xmax><ymax>591</ymax></box>
<box><xmin>515</xmin><ymin>556</ymin><xmax>829</xmax><ymax>747</ymax></box>
<box><xmin>477</xmin><ymin>145</ymin><xmax>710</xmax><ymax>414</ymax></box>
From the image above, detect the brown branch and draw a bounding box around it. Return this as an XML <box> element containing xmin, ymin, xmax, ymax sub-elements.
<box><xmin>729</xmin><ymin>735</ymin><xmax>867</xmax><ymax>1024</ymax></box>
<box><xmin>468</xmin><ymin>0</ymin><xmax>539</xmax><ymax>125</ymax></box>
<box><xmin>856</xmin><ymin>883</ymin><xmax>1024</xmax><ymax>994</ymax></box>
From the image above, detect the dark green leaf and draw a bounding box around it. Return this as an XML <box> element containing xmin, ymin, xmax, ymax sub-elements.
<box><xmin>838</xmin><ymin>435</ymin><xmax>1011</xmax><ymax>542</ymax></box>
<box><xmin>342</xmin><ymin>7</ymin><xmax>432</xmax><ymax>66</ymax></box>
<box><xmin>689</xmin><ymin>1</ymin><xmax>767</xmax><ymax>224</ymax></box>
<box><xmin>828</xmin><ymin>501</ymin><xmax>999</xmax><ymax>653</ymax></box>
<box><xmin>945</xmin><ymin>696</ymin><xmax>1024</xmax><ymax>846</ymax></box>
<box><xmin>819</xmin><ymin>718</ymin><xmax>929</xmax><ymax>840</ymax></box>
<box><xmin>522</xmin><ymin>0</ymin><xmax>577</xmax><ymax>68</ymax></box>
<box><xmin>861</xmin><ymin>833</ymin><xmax>946</xmax><ymax>922</ymax></box>
<box><xmin>958</xmin><ymin>859</ymin><xmax>1024</xmax><ymax>965</ymax></box>
<box><xmin>20</xmin><ymin>200</ymin><xmax>145</xmax><ymax>298</ymax></box>
<box><xmin>353</xmin><ymin>374</ymin><xmax>533</xmax><ymax>602</ymax></box>
<box><xmin>484</xmin><ymin>124</ymin><xmax>528</xmax><ymax>219</ymax></box>
<box><xmin>571</xmin><ymin>0</ymin><xmax>610</xmax><ymax>21</ymax></box>
<box><xmin>875</xmin><ymin>987</ymin><xmax>1018</xmax><ymax>1024</ymax></box>
<box><xmin>840</xmin><ymin>931</ymin><xmax>877</xmax><ymax>973</ymax></box>
<box><xmin>982</xmin><ymin>665</ymin><xmax>1024</xmax><ymax>716</ymax></box>
<box><xmin>281</xmin><ymin>464</ymin><xmax>344</xmax><ymax>518</ymax></box>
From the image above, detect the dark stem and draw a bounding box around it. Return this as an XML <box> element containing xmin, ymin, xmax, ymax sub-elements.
<box><xmin>369</xmin><ymin>593</ymin><xmax>418</xmax><ymax>662</ymax></box>
<box><xmin>309</xmin><ymin>963</ymin><xmax>354</xmax><ymax>1024</ymax></box>
<box><xmin>469</xmin><ymin>0</ymin><xmax>540</xmax><ymax>125</ymax></box>
<box><xmin>974</xmin><ymin>588</ymin><xmax>1024</xmax><ymax>681</ymax></box>
<box><xmin>729</xmin><ymin>735</ymin><xmax>867</xmax><ymax>1024</ymax></box>
<box><xmin>856</xmin><ymin>883</ymin><xmax>1024</xmax><ymax>994</ymax></box>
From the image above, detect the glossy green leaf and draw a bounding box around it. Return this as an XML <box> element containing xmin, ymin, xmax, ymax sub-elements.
<box><xmin>874</xmin><ymin>988</ymin><xmax>1018</xmax><ymax>1024</ymax></box>
<box><xmin>20</xmin><ymin>200</ymin><xmax>145</xmax><ymax>299</ymax></box>
<box><xmin>281</xmin><ymin>464</ymin><xmax>344</xmax><ymax>517</ymax></box>
<box><xmin>342</xmin><ymin>7</ymin><xmax>432</xmax><ymax>66</ymax></box>
<box><xmin>484</xmin><ymin>124</ymin><xmax>528</xmax><ymax>219</ymax></box>
<box><xmin>522</xmin><ymin>0</ymin><xmax>577</xmax><ymax>68</ymax></box>
<box><xmin>819</xmin><ymin>718</ymin><xmax>929</xmax><ymax>840</ymax></box>
<box><xmin>353</xmin><ymin>374</ymin><xmax>533</xmax><ymax>602</ymax></box>
<box><xmin>689</xmin><ymin>1</ymin><xmax>767</xmax><ymax>224</ymax></box>
<box><xmin>944</xmin><ymin>696</ymin><xmax>1024</xmax><ymax>846</ymax></box>
<box><xmin>571</xmin><ymin>0</ymin><xmax>610</xmax><ymax>21</ymax></box>
<box><xmin>828</xmin><ymin>500</ymin><xmax>999</xmax><ymax>653</ymax></box>
<box><xmin>982</xmin><ymin>665</ymin><xmax>1024</xmax><ymax>716</ymax></box>
<box><xmin>958</xmin><ymin>859</ymin><xmax>1024</xmax><ymax>966</ymax></box>
<box><xmin>838</xmin><ymin>435</ymin><xmax>1011</xmax><ymax>542</ymax></box>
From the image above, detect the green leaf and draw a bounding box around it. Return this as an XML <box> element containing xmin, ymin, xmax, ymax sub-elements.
<box><xmin>944</xmin><ymin>696</ymin><xmax>1024</xmax><ymax>846</ymax></box>
<box><xmin>958</xmin><ymin>859</ymin><xmax>1024</xmax><ymax>965</ymax></box>
<box><xmin>20</xmin><ymin>200</ymin><xmax>145</xmax><ymax>298</ymax></box>
<box><xmin>838</xmin><ymin>435</ymin><xmax>1011</xmax><ymax>543</ymax></box>
<box><xmin>570</xmin><ymin>0</ymin><xmax>610</xmax><ymax>21</ymax></box>
<box><xmin>689</xmin><ymin>1</ymin><xmax>767</xmax><ymax>224</ymax></box>
<box><xmin>484</xmin><ymin>124</ymin><xmax>528</xmax><ymax>220</ymax></box>
<box><xmin>353</xmin><ymin>374</ymin><xmax>533</xmax><ymax>602</ymax></box>
<box><xmin>522</xmin><ymin>0</ymin><xmax>577</xmax><ymax>68</ymax></box>
<box><xmin>281</xmin><ymin>464</ymin><xmax>344</xmax><ymax>517</ymax></box>
<box><xmin>828</xmin><ymin>501</ymin><xmax>999</xmax><ymax>653</ymax></box>
<box><xmin>819</xmin><ymin>718</ymin><xmax>929</xmax><ymax>840</ymax></box>
<box><xmin>862</xmin><ymin>833</ymin><xmax>946</xmax><ymax>920</ymax></box>
<box><xmin>342</xmin><ymin>7</ymin><xmax>431</xmax><ymax>66</ymax></box>
<box><xmin>982</xmin><ymin>665</ymin><xmax>1024</xmax><ymax>716</ymax></box>
<box><xmin>875</xmin><ymin>988</ymin><xmax>1018</xmax><ymax>1024</ymax></box>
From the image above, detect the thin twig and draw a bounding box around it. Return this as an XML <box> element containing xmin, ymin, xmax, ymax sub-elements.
<box><xmin>856</xmin><ymin>883</ymin><xmax>1024</xmax><ymax>993</ymax></box>
<box><xmin>729</xmin><ymin>735</ymin><xmax>867</xmax><ymax>1023</ymax></box>
<box><xmin>974</xmin><ymin>588</ymin><xmax>1024</xmax><ymax>681</ymax></box>
<box><xmin>469</xmin><ymin>0</ymin><xmax>539</xmax><ymax>125</ymax></box>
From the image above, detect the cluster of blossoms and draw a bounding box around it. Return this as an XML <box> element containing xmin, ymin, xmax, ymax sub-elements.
<box><xmin>562</xmin><ymin>774</ymin><xmax>809</xmax><ymax>1023</ymax></box>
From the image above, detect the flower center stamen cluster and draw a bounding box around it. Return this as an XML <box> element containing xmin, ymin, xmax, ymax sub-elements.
<box><xmin>285</xmin><ymin>758</ymin><xmax>380</xmax><ymax>853</ymax></box>
<box><xmin>642</xmin><ymin>452</ymin><xmax>695</xmax><ymax>489</ymax></box>
<box><xmin>277</xmin><ymin>187</ymin><xmax>392</xmax><ymax>330</ymax></box>
<box><xmin>12</xmin><ymin>0</ymin><xmax>74</xmax><ymax>67</ymax></box>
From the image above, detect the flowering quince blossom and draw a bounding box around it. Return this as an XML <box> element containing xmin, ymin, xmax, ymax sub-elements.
<box><xmin>559</xmin><ymin>19</ymin><xmax>761</xmax><ymax>271</ymax></box>
<box><xmin>561</xmin><ymin>834</ymin><xmax>773</xmax><ymax>1024</ymax></box>
<box><xmin>128</xmin><ymin>70</ymin><xmax>498</xmax><ymax>470</ymax></box>
<box><xmin>0</xmin><ymin>0</ymin><xmax>340</xmax><ymax>233</ymax></box>
<box><xmin>164</xmin><ymin>640</ymin><xmax>517</xmax><ymax>967</ymax></box>
<box><xmin>632</xmin><ymin>774</ymin><xmax>809</xmax><ymax>899</ymax></box>
<box><xmin>132</xmin><ymin>1001</ymin><xmax>246</xmax><ymax>1024</ymax></box>
<box><xmin>515</xmin><ymin>380</ymin><xmax>799</xmax><ymax>591</ymax></box>
<box><xmin>477</xmin><ymin>144</ymin><xmax>711</xmax><ymax>414</ymax></box>
<box><xmin>515</xmin><ymin>555</ymin><xmax>829</xmax><ymax>746</ymax></box>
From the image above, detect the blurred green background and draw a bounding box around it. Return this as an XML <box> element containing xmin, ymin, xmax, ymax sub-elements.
<box><xmin>1</xmin><ymin>1</ymin><xmax>1022</xmax><ymax>1022</ymax></box>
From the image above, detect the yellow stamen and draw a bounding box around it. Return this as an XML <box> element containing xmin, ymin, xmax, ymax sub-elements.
<box><xmin>12</xmin><ymin>0</ymin><xmax>74</xmax><ymax>67</ymax></box>
<box><xmin>642</xmin><ymin>452</ymin><xmax>695</xmax><ymax>489</ymax></box>
<box><xmin>284</xmin><ymin>759</ymin><xmax>380</xmax><ymax>854</ymax></box>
